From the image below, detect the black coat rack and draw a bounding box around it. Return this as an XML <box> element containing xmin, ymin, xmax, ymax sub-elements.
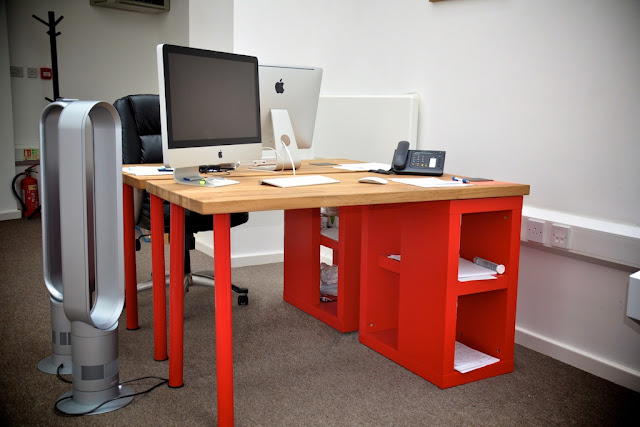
<box><xmin>32</xmin><ymin>11</ymin><xmax>63</xmax><ymax>102</ymax></box>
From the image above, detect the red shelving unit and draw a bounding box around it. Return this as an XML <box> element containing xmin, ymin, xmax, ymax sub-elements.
<box><xmin>283</xmin><ymin>206</ymin><xmax>362</xmax><ymax>332</ymax></box>
<box><xmin>359</xmin><ymin>197</ymin><xmax>523</xmax><ymax>388</ymax></box>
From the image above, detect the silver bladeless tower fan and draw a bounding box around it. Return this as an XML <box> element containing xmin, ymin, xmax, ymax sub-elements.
<box><xmin>53</xmin><ymin>101</ymin><xmax>133</xmax><ymax>414</ymax></box>
<box><xmin>38</xmin><ymin>100</ymin><xmax>73</xmax><ymax>375</ymax></box>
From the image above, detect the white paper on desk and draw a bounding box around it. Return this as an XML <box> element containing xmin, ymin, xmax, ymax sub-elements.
<box><xmin>333</xmin><ymin>162</ymin><xmax>391</xmax><ymax>171</ymax></box>
<box><xmin>454</xmin><ymin>341</ymin><xmax>500</xmax><ymax>373</ymax></box>
<box><xmin>122</xmin><ymin>166</ymin><xmax>173</xmax><ymax>176</ymax></box>
<box><xmin>458</xmin><ymin>258</ymin><xmax>497</xmax><ymax>281</ymax></box>
<box><xmin>259</xmin><ymin>175</ymin><xmax>339</xmax><ymax>188</ymax></box>
<box><xmin>390</xmin><ymin>177</ymin><xmax>469</xmax><ymax>188</ymax></box>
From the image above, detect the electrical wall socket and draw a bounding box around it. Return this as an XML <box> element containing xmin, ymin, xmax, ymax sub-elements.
<box><xmin>551</xmin><ymin>223</ymin><xmax>571</xmax><ymax>249</ymax></box>
<box><xmin>526</xmin><ymin>218</ymin><xmax>546</xmax><ymax>243</ymax></box>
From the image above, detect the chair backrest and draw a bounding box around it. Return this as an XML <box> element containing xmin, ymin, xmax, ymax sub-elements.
<box><xmin>113</xmin><ymin>94</ymin><xmax>163</xmax><ymax>165</ymax></box>
<box><xmin>114</xmin><ymin>94</ymin><xmax>163</xmax><ymax>226</ymax></box>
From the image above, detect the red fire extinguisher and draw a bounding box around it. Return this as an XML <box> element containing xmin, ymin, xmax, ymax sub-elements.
<box><xmin>12</xmin><ymin>164</ymin><xmax>41</xmax><ymax>219</ymax></box>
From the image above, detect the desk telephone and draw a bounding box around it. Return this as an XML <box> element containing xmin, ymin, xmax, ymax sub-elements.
<box><xmin>391</xmin><ymin>141</ymin><xmax>445</xmax><ymax>176</ymax></box>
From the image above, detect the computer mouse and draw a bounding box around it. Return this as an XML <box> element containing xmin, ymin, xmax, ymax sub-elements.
<box><xmin>358</xmin><ymin>176</ymin><xmax>388</xmax><ymax>185</ymax></box>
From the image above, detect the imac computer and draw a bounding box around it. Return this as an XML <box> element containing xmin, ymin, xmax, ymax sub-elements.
<box><xmin>258</xmin><ymin>64</ymin><xmax>323</xmax><ymax>170</ymax></box>
<box><xmin>157</xmin><ymin>44</ymin><xmax>262</xmax><ymax>186</ymax></box>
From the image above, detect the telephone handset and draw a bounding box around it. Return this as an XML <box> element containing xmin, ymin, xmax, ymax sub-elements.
<box><xmin>391</xmin><ymin>141</ymin><xmax>445</xmax><ymax>176</ymax></box>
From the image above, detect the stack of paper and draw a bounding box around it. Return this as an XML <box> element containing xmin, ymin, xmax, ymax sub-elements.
<box><xmin>458</xmin><ymin>257</ymin><xmax>497</xmax><ymax>282</ymax></box>
<box><xmin>454</xmin><ymin>341</ymin><xmax>500</xmax><ymax>373</ymax></box>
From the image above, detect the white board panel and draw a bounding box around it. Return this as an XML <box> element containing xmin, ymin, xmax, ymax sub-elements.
<box><xmin>312</xmin><ymin>94</ymin><xmax>419</xmax><ymax>163</ymax></box>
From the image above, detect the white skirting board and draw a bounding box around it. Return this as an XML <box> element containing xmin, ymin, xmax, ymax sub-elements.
<box><xmin>0</xmin><ymin>209</ymin><xmax>22</xmax><ymax>221</ymax></box>
<box><xmin>515</xmin><ymin>326</ymin><xmax>640</xmax><ymax>392</ymax></box>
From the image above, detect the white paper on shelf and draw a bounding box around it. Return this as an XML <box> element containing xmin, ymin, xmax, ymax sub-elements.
<box><xmin>389</xmin><ymin>177</ymin><xmax>470</xmax><ymax>188</ymax></box>
<box><xmin>122</xmin><ymin>166</ymin><xmax>173</xmax><ymax>176</ymax></box>
<box><xmin>333</xmin><ymin>162</ymin><xmax>391</xmax><ymax>171</ymax></box>
<box><xmin>458</xmin><ymin>258</ymin><xmax>497</xmax><ymax>281</ymax></box>
<box><xmin>454</xmin><ymin>341</ymin><xmax>500</xmax><ymax>373</ymax></box>
<box><xmin>458</xmin><ymin>274</ymin><xmax>496</xmax><ymax>282</ymax></box>
<box><xmin>388</xmin><ymin>254</ymin><xmax>401</xmax><ymax>261</ymax></box>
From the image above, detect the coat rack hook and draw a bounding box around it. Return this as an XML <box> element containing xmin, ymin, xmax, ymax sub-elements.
<box><xmin>32</xmin><ymin>11</ymin><xmax>64</xmax><ymax>101</ymax></box>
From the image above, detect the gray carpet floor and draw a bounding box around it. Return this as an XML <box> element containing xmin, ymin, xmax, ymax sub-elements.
<box><xmin>0</xmin><ymin>218</ymin><xmax>637</xmax><ymax>426</ymax></box>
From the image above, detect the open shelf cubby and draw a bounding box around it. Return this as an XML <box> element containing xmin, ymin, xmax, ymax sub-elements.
<box><xmin>283</xmin><ymin>206</ymin><xmax>362</xmax><ymax>332</ymax></box>
<box><xmin>359</xmin><ymin>197</ymin><xmax>523</xmax><ymax>388</ymax></box>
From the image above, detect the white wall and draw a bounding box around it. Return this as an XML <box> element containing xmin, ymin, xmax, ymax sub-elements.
<box><xmin>311</xmin><ymin>0</ymin><xmax>640</xmax><ymax>227</ymax></box>
<box><xmin>235</xmin><ymin>0</ymin><xmax>640</xmax><ymax>224</ymax></box>
<box><xmin>234</xmin><ymin>0</ymin><xmax>314</xmax><ymax>63</ymax></box>
<box><xmin>516</xmin><ymin>246</ymin><xmax>640</xmax><ymax>391</ymax></box>
<box><xmin>0</xmin><ymin>0</ymin><xmax>20</xmax><ymax>219</ymax></box>
<box><xmin>189</xmin><ymin>0</ymin><xmax>233</xmax><ymax>51</ymax></box>
<box><xmin>233</xmin><ymin>0</ymin><xmax>640</xmax><ymax>390</ymax></box>
<box><xmin>4</xmin><ymin>0</ymin><xmax>187</xmax><ymax>217</ymax></box>
<box><xmin>6</xmin><ymin>0</ymin><xmax>188</xmax><ymax>148</ymax></box>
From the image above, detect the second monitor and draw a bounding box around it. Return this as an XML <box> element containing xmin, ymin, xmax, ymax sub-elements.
<box><xmin>258</xmin><ymin>64</ymin><xmax>323</xmax><ymax>170</ymax></box>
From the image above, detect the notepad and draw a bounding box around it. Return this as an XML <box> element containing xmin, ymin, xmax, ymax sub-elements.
<box><xmin>259</xmin><ymin>175</ymin><xmax>340</xmax><ymax>188</ymax></box>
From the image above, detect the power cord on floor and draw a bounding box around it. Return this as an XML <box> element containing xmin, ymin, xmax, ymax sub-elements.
<box><xmin>53</xmin><ymin>363</ymin><xmax>168</xmax><ymax>417</ymax></box>
<box><xmin>56</xmin><ymin>364</ymin><xmax>71</xmax><ymax>383</ymax></box>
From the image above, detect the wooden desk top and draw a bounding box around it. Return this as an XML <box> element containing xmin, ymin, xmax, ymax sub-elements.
<box><xmin>122</xmin><ymin>159</ymin><xmax>362</xmax><ymax>190</ymax></box>
<box><xmin>146</xmin><ymin>171</ymin><xmax>530</xmax><ymax>215</ymax></box>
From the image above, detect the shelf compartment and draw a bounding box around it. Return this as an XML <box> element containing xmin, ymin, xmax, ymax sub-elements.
<box><xmin>456</xmin><ymin>274</ymin><xmax>508</xmax><ymax>296</ymax></box>
<box><xmin>284</xmin><ymin>206</ymin><xmax>362</xmax><ymax>333</ymax></box>
<box><xmin>359</xmin><ymin>197</ymin><xmax>523</xmax><ymax>389</ymax></box>
<box><xmin>377</xmin><ymin>254</ymin><xmax>401</xmax><ymax>274</ymax></box>
<box><xmin>366</xmin><ymin>328</ymin><xmax>399</xmax><ymax>350</ymax></box>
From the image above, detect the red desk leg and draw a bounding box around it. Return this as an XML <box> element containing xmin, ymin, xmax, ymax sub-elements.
<box><xmin>150</xmin><ymin>194</ymin><xmax>167</xmax><ymax>361</ymax></box>
<box><xmin>214</xmin><ymin>213</ymin><xmax>234</xmax><ymax>427</ymax></box>
<box><xmin>122</xmin><ymin>183</ymin><xmax>139</xmax><ymax>330</ymax></box>
<box><xmin>168</xmin><ymin>203</ymin><xmax>185</xmax><ymax>388</ymax></box>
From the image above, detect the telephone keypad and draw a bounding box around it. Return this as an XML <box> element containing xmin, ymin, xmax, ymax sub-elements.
<box><xmin>409</xmin><ymin>151</ymin><xmax>444</xmax><ymax>169</ymax></box>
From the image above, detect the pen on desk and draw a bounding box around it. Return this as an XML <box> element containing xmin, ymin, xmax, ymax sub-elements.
<box><xmin>452</xmin><ymin>176</ymin><xmax>469</xmax><ymax>183</ymax></box>
<box><xmin>158</xmin><ymin>167</ymin><xmax>173</xmax><ymax>172</ymax></box>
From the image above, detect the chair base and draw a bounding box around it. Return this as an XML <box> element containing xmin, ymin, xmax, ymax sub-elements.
<box><xmin>188</xmin><ymin>270</ymin><xmax>249</xmax><ymax>305</ymax></box>
<box><xmin>137</xmin><ymin>270</ymin><xmax>249</xmax><ymax>305</ymax></box>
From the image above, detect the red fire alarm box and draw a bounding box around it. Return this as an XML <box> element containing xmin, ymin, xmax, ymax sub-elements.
<box><xmin>40</xmin><ymin>68</ymin><xmax>52</xmax><ymax>80</ymax></box>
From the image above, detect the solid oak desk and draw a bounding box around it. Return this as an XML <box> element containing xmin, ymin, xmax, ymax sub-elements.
<box><xmin>121</xmin><ymin>159</ymin><xmax>365</xmax><ymax>360</ymax></box>
<box><xmin>145</xmin><ymin>172</ymin><xmax>529</xmax><ymax>426</ymax></box>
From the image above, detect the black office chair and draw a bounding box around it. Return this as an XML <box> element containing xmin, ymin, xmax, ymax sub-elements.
<box><xmin>114</xmin><ymin>94</ymin><xmax>249</xmax><ymax>305</ymax></box>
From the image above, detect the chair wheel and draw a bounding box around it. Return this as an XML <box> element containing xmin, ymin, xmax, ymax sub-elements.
<box><xmin>237</xmin><ymin>295</ymin><xmax>249</xmax><ymax>305</ymax></box>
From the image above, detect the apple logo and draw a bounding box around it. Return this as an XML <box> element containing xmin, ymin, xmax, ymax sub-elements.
<box><xmin>218</xmin><ymin>150</ymin><xmax>223</xmax><ymax>159</ymax></box>
<box><xmin>275</xmin><ymin>79</ymin><xmax>284</xmax><ymax>94</ymax></box>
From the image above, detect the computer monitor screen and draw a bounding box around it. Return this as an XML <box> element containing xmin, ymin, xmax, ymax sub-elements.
<box><xmin>258</xmin><ymin>64</ymin><xmax>322</xmax><ymax>169</ymax></box>
<box><xmin>157</xmin><ymin>44</ymin><xmax>262</xmax><ymax>185</ymax></box>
